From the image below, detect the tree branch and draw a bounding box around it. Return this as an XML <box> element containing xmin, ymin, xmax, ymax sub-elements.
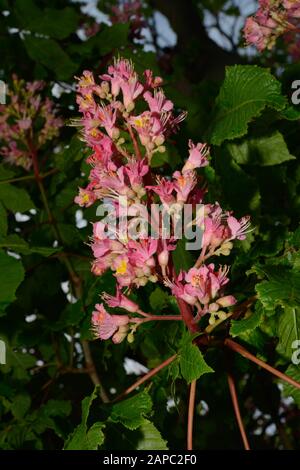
<box><xmin>81</xmin><ymin>340</ymin><xmax>110</xmax><ymax>403</ymax></box>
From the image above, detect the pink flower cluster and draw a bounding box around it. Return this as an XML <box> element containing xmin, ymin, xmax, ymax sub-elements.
<box><xmin>0</xmin><ymin>76</ymin><xmax>63</xmax><ymax>170</ymax></box>
<box><xmin>74</xmin><ymin>58</ymin><xmax>250</xmax><ymax>342</ymax></box>
<box><xmin>244</xmin><ymin>0</ymin><xmax>300</xmax><ymax>52</ymax></box>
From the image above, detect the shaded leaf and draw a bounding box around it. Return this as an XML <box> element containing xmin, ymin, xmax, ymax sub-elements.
<box><xmin>110</xmin><ymin>390</ymin><xmax>153</xmax><ymax>430</ymax></box>
<box><xmin>209</xmin><ymin>65</ymin><xmax>286</xmax><ymax>145</ymax></box>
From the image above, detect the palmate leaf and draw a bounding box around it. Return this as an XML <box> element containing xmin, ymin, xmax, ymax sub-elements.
<box><xmin>209</xmin><ymin>65</ymin><xmax>287</xmax><ymax>145</ymax></box>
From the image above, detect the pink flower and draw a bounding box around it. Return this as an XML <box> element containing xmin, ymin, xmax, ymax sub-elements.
<box><xmin>92</xmin><ymin>303</ymin><xmax>129</xmax><ymax>342</ymax></box>
<box><xmin>128</xmin><ymin>238</ymin><xmax>158</xmax><ymax>267</ymax></box>
<box><xmin>74</xmin><ymin>187</ymin><xmax>97</xmax><ymax>207</ymax></box>
<box><xmin>120</xmin><ymin>76</ymin><xmax>143</xmax><ymax>111</ymax></box>
<box><xmin>102</xmin><ymin>286</ymin><xmax>140</xmax><ymax>313</ymax></box>
<box><xmin>125</xmin><ymin>158</ymin><xmax>149</xmax><ymax>190</ymax></box>
<box><xmin>227</xmin><ymin>215</ymin><xmax>251</xmax><ymax>240</ymax></box>
<box><xmin>166</xmin><ymin>272</ymin><xmax>198</xmax><ymax>306</ymax></box>
<box><xmin>173</xmin><ymin>170</ymin><xmax>197</xmax><ymax>203</ymax></box>
<box><xmin>244</xmin><ymin>17</ymin><xmax>268</xmax><ymax>51</ymax></box>
<box><xmin>182</xmin><ymin>141</ymin><xmax>209</xmax><ymax>172</ymax></box>
<box><xmin>143</xmin><ymin>69</ymin><xmax>163</xmax><ymax>89</ymax></box>
<box><xmin>146</xmin><ymin>177</ymin><xmax>176</xmax><ymax>206</ymax></box>
<box><xmin>96</xmin><ymin>104</ymin><xmax>119</xmax><ymax>139</ymax></box>
<box><xmin>185</xmin><ymin>264</ymin><xmax>230</xmax><ymax>305</ymax></box>
<box><xmin>143</xmin><ymin>90</ymin><xmax>173</xmax><ymax>113</ymax></box>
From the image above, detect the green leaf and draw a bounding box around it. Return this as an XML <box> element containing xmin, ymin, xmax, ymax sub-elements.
<box><xmin>0</xmin><ymin>251</ymin><xmax>24</xmax><ymax>310</ymax></box>
<box><xmin>85</xmin><ymin>422</ymin><xmax>105</xmax><ymax>450</ymax></box>
<box><xmin>0</xmin><ymin>184</ymin><xmax>35</xmax><ymax>212</ymax></box>
<box><xmin>52</xmin><ymin>301</ymin><xmax>85</xmax><ymax>330</ymax></box>
<box><xmin>209</xmin><ymin>65</ymin><xmax>287</xmax><ymax>145</ymax></box>
<box><xmin>136</xmin><ymin>419</ymin><xmax>168</xmax><ymax>450</ymax></box>
<box><xmin>0</xmin><ymin>202</ymin><xmax>7</xmax><ymax>237</ymax></box>
<box><xmin>11</xmin><ymin>395</ymin><xmax>31</xmax><ymax>419</ymax></box>
<box><xmin>180</xmin><ymin>339</ymin><xmax>213</xmax><ymax>384</ymax></box>
<box><xmin>15</xmin><ymin>1</ymin><xmax>79</xmax><ymax>39</ymax></box>
<box><xmin>172</xmin><ymin>237</ymin><xmax>194</xmax><ymax>275</ymax></box>
<box><xmin>230</xmin><ymin>303</ymin><xmax>263</xmax><ymax>337</ymax></box>
<box><xmin>0</xmin><ymin>164</ymin><xmax>15</xmax><ymax>180</ymax></box>
<box><xmin>149</xmin><ymin>287</ymin><xmax>170</xmax><ymax>312</ymax></box>
<box><xmin>70</xmin><ymin>24</ymin><xmax>129</xmax><ymax>57</ymax></box>
<box><xmin>216</xmin><ymin>146</ymin><xmax>261</xmax><ymax>214</ymax></box>
<box><xmin>110</xmin><ymin>390</ymin><xmax>153</xmax><ymax>430</ymax></box>
<box><xmin>228</xmin><ymin>131</ymin><xmax>296</xmax><ymax>167</ymax></box>
<box><xmin>282</xmin><ymin>365</ymin><xmax>300</xmax><ymax>407</ymax></box>
<box><xmin>24</xmin><ymin>36</ymin><xmax>77</xmax><ymax>81</ymax></box>
<box><xmin>276</xmin><ymin>306</ymin><xmax>300</xmax><ymax>360</ymax></box>
<box><xmin>0</xmin><ymin>235</ymin><xmax>61</xmax><ymax>257</ymax></box>
<box><xmin>64</xmin><ymin>386</ymin><xmax>105</xmax><ymax>450</ymax></box>
<box><xmin>255</xmin><ymin>266</ymin><xmax>300</xmax><ymax>310</ymax></box>
<box><xmin>55</xmin><ymin>137</ymin><xmax>84</xmax><ymax>172</ymax></box>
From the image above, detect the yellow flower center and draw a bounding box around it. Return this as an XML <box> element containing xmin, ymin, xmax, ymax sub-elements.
<box><xmin>116</xmin><ymin>259</ymin><xmax>127</xmax><ymax>275</ymax></box>
<box><xmin>82</xmin><ymin>193</ymin><xmax>90</xmax><ymax>203</ymax></box>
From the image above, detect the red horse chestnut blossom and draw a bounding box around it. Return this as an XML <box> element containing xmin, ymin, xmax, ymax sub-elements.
<box><xmin>0</xmin><ymin>76</ymin><xmax>63</xmax><ymax>170</ymax></box>
<box><xmin>244</xmin><ymin>0</ymin><xmax>300</xmax><ymax>54</ymax></box>
<box><xmin>74</xmin><ymin>58</ymin><xmax>251</xmax><ymax>342</ymax></box>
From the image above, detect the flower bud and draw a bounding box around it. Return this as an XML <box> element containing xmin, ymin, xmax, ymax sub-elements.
<box><xmin>158</xmin><ymin>250</ymin><xmax>169</xmax><ymax>268</ymax></box>
<box><xmin>112</xmin><ymin>325</ymin><xmax>129</xmax><ymax>344</ymax></box>
<box><xmin>217</xmin><ymin>311</ymin><xmax>227</xmax><ymax>321</ymax></box>
<box><xmin>217</xmin><ymin>295</ymin><xmax>236</xmax><ymax>308</ymax></box>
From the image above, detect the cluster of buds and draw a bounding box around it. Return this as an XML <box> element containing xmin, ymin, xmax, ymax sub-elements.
<box><xmin>74</xmin><ymin>58</ymin><xmax>250</xmax><ymax>342</ymax></box>
<box><xmin>244</xmin><ymin>0</ymin><xmax>300</xmax><ymax>52</ymax></box>
<box><xmin>0</xmin><ymin>76</ymin><xmax>63</xmax><ymax>170</ymax></box>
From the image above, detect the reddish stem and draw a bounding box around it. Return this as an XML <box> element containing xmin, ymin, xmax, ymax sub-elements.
<box><xmin>143</xmin><ymin>315</ymin><xmax>182</xmax><ymax>322</ymax></box>
<box><xmin>127</xmin><ymin>123</ymin><xmax>142</xmax><ymax>160</ymax></box>
<box><xmin>187</xmin><ymin>379</ymin><xmax>197</xmax><ymax>451</ymax></box>
<box><xmin>176</xmin><ymin>297</ymin><xmax>199</xmax><ymax>333</ymax></box>
<box><xmin>227</xmin><ymin>372</ymin><xmax>250</xmax><ymax>450</ymax></box>
<box><xmin>114</xmin><ymin>354</ymin><xmax>177</xmax><ymax>401</ymax></box>
<box><xmin>225</xmin><ymin>339</ymin><xmax>300</xmax><ymax>391</ymax></box>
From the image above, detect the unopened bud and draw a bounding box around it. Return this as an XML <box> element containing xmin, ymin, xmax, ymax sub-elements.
<box><xmin>158</xmin><ymin>250</ymin><xmax>169</xmax><ymax>267</ymax></box>
<box><xmin>112</xmin><ymin>325</ymin><xmax>129</xmax><ymax>344</ymax></box>
<box><xmin>217</xmin><ymin>311</ymin><xmax>227</xmax><ymax>321</ymax></box>
<box><xmin>112</xmin><ymin>128</ymin><xmax>120</xmax><ymax>140</ymax></box>
<box><xmin>127</xmin><ymin>332</ymin><xmax>135</xmax><ymax>343</ymax></box>
<box><xmin>126</xmin><ymin>102</ymin><xmax>135</xmax><ymax>113</ymax></box>
<box><xmin>217</xmin><ymin>295</ymin><xmax>236</xmax><ymax>308</ymax></box>
<box><xmin>154</xmin><ymin>135</ymin><xmax>165</xmax><ymax>146</ymax></box>
<box><xmin>208</xmin><ymin>302</ymin><xmax>219</xmax><ymax>313</ymax></box>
